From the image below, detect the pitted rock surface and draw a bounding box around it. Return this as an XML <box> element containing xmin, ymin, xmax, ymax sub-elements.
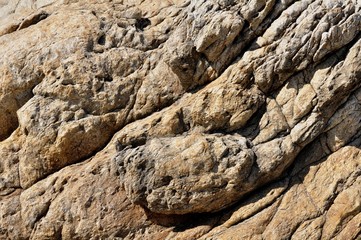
<box><xmin>0</xmin><ymin>0</ymin><xmax>360</xmax><ymax>239</ymax></box>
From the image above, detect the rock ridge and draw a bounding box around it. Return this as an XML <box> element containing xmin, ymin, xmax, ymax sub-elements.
<box><xmin>0</xmin><ymin>0</ymin><xmax>360</xmax><ymax>239</ymax></box>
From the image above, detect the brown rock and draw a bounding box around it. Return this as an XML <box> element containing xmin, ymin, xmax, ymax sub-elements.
<box><xmin>0</xmin><ymin>0</ymin><xmax>360</xmax><ymax>239</ymax></box>
<box><xmin>117</xmin><ymin>133</ymin><xmax>254</xmax><ymax>214</ymax></box>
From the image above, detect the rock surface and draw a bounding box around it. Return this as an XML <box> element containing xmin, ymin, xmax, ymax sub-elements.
<box><xmin>0</xmin><ymin>0</ymin><xmax>360</xmax><ymax>239</ymax></box>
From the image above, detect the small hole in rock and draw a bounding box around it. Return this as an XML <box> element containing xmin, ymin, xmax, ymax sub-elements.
<box><xmin>135</xmin><ymin>18</ymin><xmax>151</xmax><ymax>31</ymax></box>
<box><xmin>100</xmin><ymin>21</ymin><xmax>106</xmax><ymax>29</ymax></box>
<box><xmin>104</xmin><ymin>75</ymin><xmax>113</xmax><ymax>82</ymax></box>
<box><xmin>160</xmin><ymin>176</ymin><xmax>173</xmax><ymax>186</ymax></box>
<box><xmin>98</xmin><ymin>35</ymin><xmax>106</xmax><ymax>45</ymax></box>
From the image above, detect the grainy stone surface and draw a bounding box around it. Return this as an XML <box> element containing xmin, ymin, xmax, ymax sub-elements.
<box><xmin>0</xmin><ymin>0</ymin><xmax>360</xmax><ymax>239</ymax></box>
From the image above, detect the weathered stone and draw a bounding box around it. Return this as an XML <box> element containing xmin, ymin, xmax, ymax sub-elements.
<box><xmin>0</xmin><ymin>0</ymin><xmax>360</xmax><ymax>239</ymax></box>
<box><xmin>116</xmin><ymin>133</ymin><xmax>254</xmax><ymax>214</ymax></box>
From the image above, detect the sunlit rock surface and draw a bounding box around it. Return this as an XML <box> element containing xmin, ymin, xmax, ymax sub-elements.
<box><xmin>0</xmin><ymin>0</ymin><xmax>360</xmax><ymax>239</ymax></box>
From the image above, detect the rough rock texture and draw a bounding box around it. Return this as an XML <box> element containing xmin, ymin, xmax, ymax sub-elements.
<box><xmin>0</xmin><ymin>0</ymin><xmax>360</xmax><ymax>239</ymax></box>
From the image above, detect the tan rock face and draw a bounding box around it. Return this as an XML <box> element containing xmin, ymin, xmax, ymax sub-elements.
<box><xmin>117</xmin><ymin>133</ymin><xmax>254</xmax><ymax>214</ymax></box>
<box><xmin>0</xmin><ymin>0</ymin><xmax>360</xmax><ymax>239</ymax></box>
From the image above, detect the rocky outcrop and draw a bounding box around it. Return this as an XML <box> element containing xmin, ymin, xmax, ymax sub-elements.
<box><xmin>0</xmin><ymin>0</ymin><xmax>360</xmax><ymax>239</ymax></box>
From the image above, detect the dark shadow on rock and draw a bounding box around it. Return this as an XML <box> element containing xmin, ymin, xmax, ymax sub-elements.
<box><xmin>143</xmin><ymin>207</ymin><xmax>221</xmax><ymax>230</ymax></box>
